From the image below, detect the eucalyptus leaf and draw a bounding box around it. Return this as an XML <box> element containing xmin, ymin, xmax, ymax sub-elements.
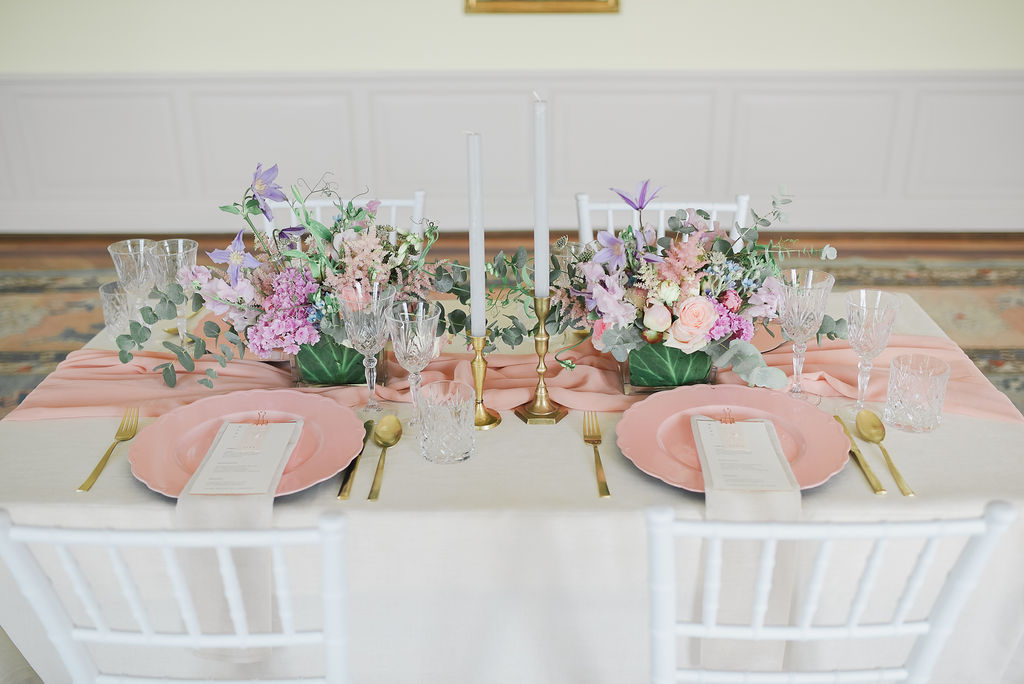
<box><xmin>164</xmin><ymin>283</ymin><xmax>184</xmax><ymax>305</ymax></box>
<box><xmin>116</xmin><ymin>334</ymin><xmax>136</xmax><ymax>351</ymax></box>
<box><xmin>118</xmin><ymin>349</ymin><xmax>133</xmax><ymax>363</ymax></box>
<box><xmin>129</xmin><ymin>320</ymin><xmax>151</xmax><ymax>344</ymax></box>
<box><xmin>198</xmin><ymin>377</ymin><xmax>213</xmax><ymax>389</ymax></box>
<box><xmin>163</xmin><ymin>341</ymin><xmax>196</xmax><ymax>372</ymax></box>
<box><xmin>203</xmin><ymin>321</ymin><xmax>222</xmax><ymax>339</ymax></box>
<box><xmin>155</xmin><ymin>299</ymin><xmax>177</xmax><ymax>320</ymax></box>
<box><xmin>140</xmin><ymin>306</ymin><xmax>158</xmax><ymax>325</ymax></box>
<box><xmin>162</xmin><ymin>365</ymin><xmax>178</xmax><ymax>387</ymax></box>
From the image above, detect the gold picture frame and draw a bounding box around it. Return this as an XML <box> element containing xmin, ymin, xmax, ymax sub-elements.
<box><xmin>466</xmin><ymin>0</ymin><xmax>618</xmax><ymax>13</ymax></box>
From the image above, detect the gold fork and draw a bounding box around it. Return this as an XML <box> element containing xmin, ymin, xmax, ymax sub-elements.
<box><xmin>582</xmin><ymin>411</ymin><xmax>611</xmax><ymax>498</ymax></box>
<box><xmin>77</xmin><ymin>407</ymin><xmax>140</xmax><ymax>492</ymax></box>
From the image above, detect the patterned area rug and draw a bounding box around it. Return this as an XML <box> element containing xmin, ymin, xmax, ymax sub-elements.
<box><xmin>2</xmin><ymin>261</ymin><xmax>1023</xmax><ymax>418</ymax></box>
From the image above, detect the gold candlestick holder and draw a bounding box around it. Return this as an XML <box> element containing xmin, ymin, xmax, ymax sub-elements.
<box><xmin>514</xmin><ymin>296</ymin><xmax>568</xmax><ymax>425</ymax></box>
<box><xmin>470</xmin><ymin>335</ymin><xmax>501</xmax><ymax>430</ymax></box>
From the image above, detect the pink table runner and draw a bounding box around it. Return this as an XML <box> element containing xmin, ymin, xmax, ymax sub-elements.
<box><xmin>5</xmin><ymin>335</ymin><xmax>1022</xmax><ymax>424</ymax></box>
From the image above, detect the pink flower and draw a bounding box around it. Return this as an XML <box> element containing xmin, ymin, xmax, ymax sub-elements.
<box><xmin>719</xmin><ymin>289</ymin><xmax>742</xmax><ymax>313</ymax></box>
<box><xmin>590</xmin><ymin>319</ymin><xmax>610</xmax><ymax>351</ymax></box>
<box><xmin>745</xmin><ymin>276</ymin><xmax>781</xmax><ymax>320</ymax></box>
<box><xmin>664</xmin><ymin>296</ymin><xmax>717</xmax><ymax>353</ymax></box>
<box><xmin>366</xmin><ymin>199</ymin><xmax>382</xmax><ymax>214</ymax></box>
<box><xmin>643</xmin><ymin>301</ymin><xmax>672</xmax><ymax>332</ymax></box>
<box><xmin>592</xmin><ymin>278</ymin><xmax>636</xmax><ymax>328</ymax></box>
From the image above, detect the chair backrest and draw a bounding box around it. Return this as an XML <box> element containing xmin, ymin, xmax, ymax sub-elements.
<box><xmin>264</xmin><ymin>190</ymin><xmax>427</xmax><ymax>236</ymax></box>
<box><xmin>575</xmin><ymin>193</ymin><xmax>750</xmax><ymax>244</ymax></box>
<box><xmin>646</xmin><ymin>502</ymin><xmax>1016</xmax><ymax>684</ymax></box>
<box><xmin>0</xmin><ymin>510</ymin><xmax>348</xmax><ymax>683</ymax></box>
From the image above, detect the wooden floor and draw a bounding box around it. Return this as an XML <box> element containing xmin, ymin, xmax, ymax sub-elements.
<box><xmin>3</xmin><ymin>232</ymin><xmax>1024</xmax><ymax>271</ymax></box>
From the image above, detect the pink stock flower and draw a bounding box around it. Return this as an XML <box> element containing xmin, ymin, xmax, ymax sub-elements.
<box><xmin>664</xmin><ymin>296</ymin><xmax>717</xmax><ymax>353</ymax></box>
<box><xmin>708</xmin><ymin>300</ymin><xmax>754</xmax><ymax>343</ymax></box>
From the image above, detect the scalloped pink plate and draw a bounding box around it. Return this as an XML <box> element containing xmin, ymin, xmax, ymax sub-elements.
<box><xmin>129</xmin><ymin>389</ymin><xmax>365</xmax><ymax>498</ymax></box>
<box><xmin>616</xmin><ymin>385</ymin><xmax>849</xmax><ymax>492</ymax></box>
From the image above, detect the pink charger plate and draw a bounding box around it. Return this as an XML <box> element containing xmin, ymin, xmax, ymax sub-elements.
<box><xmin>129</xmin><ymin>389</ymin><xmax>366</xmax><ymax>498</ymax></box>
<box><xmin>616</xmin><ymin>384</ymin><xmax>849</xmax><ymax>492</ymax></box>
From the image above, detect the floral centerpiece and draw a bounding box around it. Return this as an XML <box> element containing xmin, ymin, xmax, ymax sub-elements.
<box><xmin>116</xmin><ymin>164</ymin><xmax>447</xmax><ymax>387</ymax></box>
<box><xmin>550</xmin><ymin>180</ymin><xmax>843</xmax><ymax>390</ymax></box>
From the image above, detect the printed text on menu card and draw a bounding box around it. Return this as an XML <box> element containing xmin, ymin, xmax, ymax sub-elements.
<box><xmin>693</xmin><ymin>417</ymin><xmax>798</xmax><ymax>492</ymax></box>
<box><xmin>189</xmin><ymin>420</ymin><xmax>302</xmax><ymax>495</ymax></box>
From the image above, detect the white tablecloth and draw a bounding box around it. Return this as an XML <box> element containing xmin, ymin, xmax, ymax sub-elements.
<box><xmin>1</xmin><ymin>294</ymin><xmax>1023</xmax><ymax>683</ymax></box>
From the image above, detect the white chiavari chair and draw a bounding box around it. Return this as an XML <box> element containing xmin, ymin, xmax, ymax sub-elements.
<box><xmin>0</xmin><ymin>510</ymin><xmax>349</xmax><ymax>683</ymax></box>
<box><xmin>575</xmin><ymin>193</ymin><xmax>750</xmax><ymax>244</ymax></box>
<box><xmin>646</xmin><ymin>501</ymin><xmax>1016</xmax><ymax>684</ymax></box>
<box><xmin>263</xmin><ymin>191</ymin><xmax>426</xmax><ymax>236</ymax></box>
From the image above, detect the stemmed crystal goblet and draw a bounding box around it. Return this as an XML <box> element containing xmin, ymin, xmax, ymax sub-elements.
<box><xmin>149</xmin><ymin>239</ymin><xmax>198</xmax><ymax>344</ymax></box>
<box><xmin>338</xmin><ymin>281</ymin><xmax>396</xmax><ymax>413</ymax></box>
<box><xmin>778</xmin><ymin>268</ymin><xmax>835</xmax><ymax>403</ymax></box>
<box><xmin>846</xmin><ymin>289</ymin><xmax>900</xmax><ymax>413</ymax></box>
<box><xmin>386</xmin><ymin>300</ymin><xmax>442</xmax><ymax>424</ymax></box>
<box><xmin>107</xmin><ymin>239</ymin><xmax>155</xmax><ymax>323</ymax></box>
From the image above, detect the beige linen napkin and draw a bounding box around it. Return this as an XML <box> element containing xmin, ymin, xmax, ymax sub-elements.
<box><xmin>175</xmin><ymin>419</ymin><xmax>301</xmax><ymax>663</ymax></box>
<box><xmin>693</xmin><ymin>415</ymin><xmax>801</xmax><ymax>672</ymax></box>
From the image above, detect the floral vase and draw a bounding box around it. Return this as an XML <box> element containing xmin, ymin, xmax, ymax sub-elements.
<box><xmin>618</xmin><ymin>343</ymin><xmax>714</xmax><ymax>395</ymax></box>
<box><xmin>292</xmin><ymin>336</ymin><xmax>385</xmax><ymax>386</ymax></box>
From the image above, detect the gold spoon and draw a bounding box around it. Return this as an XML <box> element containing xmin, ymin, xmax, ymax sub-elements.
<box><xmin>855</xmin><ymin>409</ymin><xmax>915</xmax><ymax>497</ymax></box>
<box><xmin>367</xmin><ymin>415</ymin><xmax>402</xmax><ymax>501</ymax></box>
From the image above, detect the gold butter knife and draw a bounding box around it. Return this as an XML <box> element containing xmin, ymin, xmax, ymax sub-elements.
<box><xmin>337</xmin><ymin>420</ymin><xmax>374</xmax><ymax>500</ymax></box>
<box><xmin>834</xmin><ymin>415</ymin><xmax>886</xmax><ymax>495</ymax></box>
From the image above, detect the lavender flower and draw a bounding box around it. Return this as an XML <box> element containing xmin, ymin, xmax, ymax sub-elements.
<box><xmin>250</xmin><ymin>163</ymin><xmax>288</xmax><ymax>220</ymax></box>
<box><xmin>609</xmin><ymin>179</ymin><xmax>662</xmax><ymax>211</ymax></box>
<box><xmin>207</xmin><ymin>229</ymin><xmax>261</xmax><ymax>286</ymax></box>
<box><xmin>594</xmin><ymin>231</ymin><xmax>627</xmax><ymax>272</ymax></box>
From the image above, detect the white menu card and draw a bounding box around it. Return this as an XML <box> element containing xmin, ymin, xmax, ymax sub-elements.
<box><xmin>188</xmin><ymin>419</ymin><xmax>303</xmax><ymax>496</ymax></box>
<box><xmin>692</xmin><ymin>416</ymin><xmax>798</xmax><ymax>492</ymax></box>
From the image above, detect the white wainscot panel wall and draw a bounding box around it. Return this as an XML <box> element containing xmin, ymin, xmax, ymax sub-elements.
<box><xmin>0</xmin><ymin>71</ymin><xmax>1021</xmax><ymax>235</ymax></box>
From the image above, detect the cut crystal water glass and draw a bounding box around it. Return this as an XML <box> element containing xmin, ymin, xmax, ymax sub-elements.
<box><xmin>846</xmin><ymin>289</ymin><xmax>900</xmax><ymax>412</ymax></box>
<box><xmin>149</xmin><ymin>238</ymin><xmax>198</xmax><ymax>343</ymax></box>
<box><xmin>778</xmin><ymin>268</ymin><xmax>835</xmax><ymax>402</ymax></box>
<box><xmin>337</xmin><ymin>281</ymin><xmax>396</xmax><ymax>412</ymax></box>
<box><xmin>107</xmin><ymin>239</ymin><xmax>155</xmax><ymax>322</ymax></box>
<box><xmin>386</xmin><ymin>300</ymin><xmax>441</xmax><ymax>424</ymax></box>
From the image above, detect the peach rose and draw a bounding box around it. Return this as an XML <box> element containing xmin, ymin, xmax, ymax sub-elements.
<box><xmin>664</xmin><ymin>296</ymin><xmax>717</xmax><ymax>353</ymax></box>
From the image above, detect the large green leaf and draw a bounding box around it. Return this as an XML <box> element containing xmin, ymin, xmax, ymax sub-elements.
<box><xmin>627</xmin><ymin>344</ymin><xmax>712</xmax><ymax>388</ymax></box>
<box><xmin>294</xmin><ymin>337</ymin><xmax>367</xmax><ymax>385</ymax></box>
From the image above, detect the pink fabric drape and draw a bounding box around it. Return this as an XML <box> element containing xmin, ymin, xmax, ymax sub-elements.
<box><xmin>5</xmin><ymin>335</ymin><xmax>1021</xmax><ymax>423</ymax></box>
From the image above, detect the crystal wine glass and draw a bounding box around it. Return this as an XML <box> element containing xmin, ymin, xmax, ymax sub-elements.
<box><xmin>107</xmin><ymin>239</ymin><xmax>155</xmax><ymax>322</ymax></box>
<box><xmin>149</xmin><ymin>239</ymin><xmax>198</xmax><ymax>343</ymax></box>
<box><xmin>778</xmin><ymin>268</ymin><xmax>835</xmax><ymax>402</ymax></box>
<box><xmin>386</xmin><ymin>300</ymin><xmax>442</xmax><ymax>424</ymax></box>
<box><xmin>338</xmin><ymin>281</ymin><xmax>396</xmax><ymax>413</ymax></box>
<box><xmin>846</xmin><ymin>289</ymin><xmax>900</xmax><ymax>412</ymax></box>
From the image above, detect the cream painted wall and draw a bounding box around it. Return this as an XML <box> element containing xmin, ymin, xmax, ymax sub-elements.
<box><xmin>1</xmin><ymin>0</ymin><xmax>1023</xmax><ymax>73</ymax></box>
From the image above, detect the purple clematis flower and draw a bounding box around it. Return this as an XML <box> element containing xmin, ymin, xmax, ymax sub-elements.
<box><xmin>610</xmin><ymin>179</ymin><xmax>662</xmax><ymax>211</ymax></box>
<box><xmin>277</xmin><ymin>224</ymin><xmax>307</xmax><ymax>249</ymax></box>
<box><xmin>594</xmin><ymin>230</ymin><xmax>628</xmax><ymax>272</ymax></box>
<box><xmin>251</xmin><ymin>163</ymin><xmax>288</xmax><ymax>221</ymax></box>
<box><xmin>207</xmin><ymin>229</ymin><xmax>261</xmax><ymax>286</ymax></box>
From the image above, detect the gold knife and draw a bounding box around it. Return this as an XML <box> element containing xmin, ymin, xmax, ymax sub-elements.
<box><xmin>834</xmin><ymin>415</ymin><xmax>886</xmax><ymax>495</ymax></box>
<box><xmin>337</xmin><ymin>420</ymin><xmax>374</xmax><ymax>500</ymax></box>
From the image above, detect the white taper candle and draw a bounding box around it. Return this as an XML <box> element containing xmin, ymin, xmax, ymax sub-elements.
<box><xmin>533</xmin><ymin>97</ymin><xmax>550</xmax><ymax>298</ymax></box>
<box><xmin>467</xmin><ymin>132</ymin><xmax>486</xmax><ymax>337</ymax></box>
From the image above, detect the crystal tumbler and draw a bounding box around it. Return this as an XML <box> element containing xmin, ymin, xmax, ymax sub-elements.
<box><xmin>884</xmin><ymin>353</ymin><xmax>950</xmax><ymax>432</ymax></box>
<box><xmin>418</xmin><ymin>381</ymin><xmax>475</xmax><ymax>464</ymax></box>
